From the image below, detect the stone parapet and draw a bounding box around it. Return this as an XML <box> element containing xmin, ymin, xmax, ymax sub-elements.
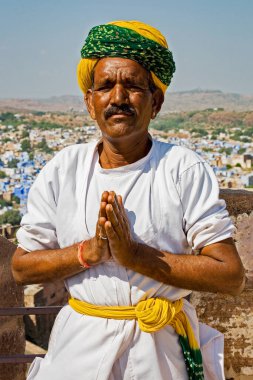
<box><xmin>0</xmin><ymin>236</ymin><xmax>26</xmax><ymax>380</ymax></box>
<box><xmin>191</xmin><ymin>189</ymin><xmax>253</xmax><ymax>379</ymax></box>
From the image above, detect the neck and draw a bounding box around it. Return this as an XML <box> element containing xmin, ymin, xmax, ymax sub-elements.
<box><xmin>98</xmin><ymin>134</ymin><xmax>152</xmax><ymax>169</ymax></box>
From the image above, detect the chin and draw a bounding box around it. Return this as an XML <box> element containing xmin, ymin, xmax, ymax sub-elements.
<box><xmin>103</xmin><ymin>122</ymin><xmax>136</xmax><ymax>139</ymax></box>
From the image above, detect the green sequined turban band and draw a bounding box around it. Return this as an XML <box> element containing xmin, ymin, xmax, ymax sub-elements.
<box><xmin>77</xmin><ymin>20</ymin><xmax>176</xmax><ymax>94</ymax></box>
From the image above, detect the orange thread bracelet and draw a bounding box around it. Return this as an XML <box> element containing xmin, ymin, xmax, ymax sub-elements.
<box><xmin>77</xmin><ymin>240</ymin><xmax>91</xmax><ymax>269</ymax></box>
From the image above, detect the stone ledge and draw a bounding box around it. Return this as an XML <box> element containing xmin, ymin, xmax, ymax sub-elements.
<box><xmin>0</xmin><ymin>237</ymin><xmax>26</xmax><ymax>380</ymax></box>
<box><xmin>191</xmin><ymin>189</ymin><xmax>253</xmax><ymax>379</ymax></box>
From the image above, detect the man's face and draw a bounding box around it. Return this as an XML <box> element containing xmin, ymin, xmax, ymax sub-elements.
<box><xmin>86</xmin><ymin>57</ymin><xmax>163</xmax><ymax>141</ymax></box>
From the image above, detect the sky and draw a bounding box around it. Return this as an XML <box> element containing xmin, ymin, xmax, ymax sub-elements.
<box><xmin>0</xmin><ymin>0</ymin><xmax>252</xmax><ymax>98</ymax></box>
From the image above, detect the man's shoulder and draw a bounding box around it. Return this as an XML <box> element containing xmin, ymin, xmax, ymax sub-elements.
<box><xmin>47</xmin><ymin>140</ymin><xmax>97</xmax><ymax>170</ymax></box>
<box><xmin>153</xmin><ymin>139</ymin><xmax>205</xmax><ymax>173</ymax></box>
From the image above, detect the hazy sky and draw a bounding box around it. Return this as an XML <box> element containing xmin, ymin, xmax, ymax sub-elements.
<box><xmin>0</xmin><ymin>0</ymin><xmax>252</xmax><ymax>98</ymax></box>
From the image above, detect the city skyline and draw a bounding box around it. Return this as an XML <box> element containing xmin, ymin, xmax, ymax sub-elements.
<box><xmin>0</xmin><ymin>0</ymin><xmax>253</xmax><ymax>98</ymax></box>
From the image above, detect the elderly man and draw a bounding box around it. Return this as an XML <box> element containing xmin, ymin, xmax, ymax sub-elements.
<box><xmin>12</xmin><ymin>21</ymin><xmax>245</xmax><ymax>380</ymax></box>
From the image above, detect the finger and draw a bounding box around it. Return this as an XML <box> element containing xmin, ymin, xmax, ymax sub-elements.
<box><xmin>108</xmin><ymin>192</ymin><xmax>124</xmax><ymax>223</ymax></box>
<box><xmin>117</xmin><ymin>195</ymin><xmax>123</xmax><ymax>207</ymax></box>
<box><xmin>96</xmin><ymin>216</ymin><xmax>106</xmax><ymax>234</ymax></box>
<box><xmin>98</xmin><ymin>216</ymin><xmax>108</xmax><ymax>238</ymax></box>
<box><xmin>101</xmin><ymin>191</ymin><xmax>109</xmax><ymax>203</ymax></box>
<box><xmin>104</xmin><ymin>220</ymin><xmax>118</xmax><ymax>241</ymax></box>
<box><xmin>108</xmin><ymin>191</ymin><xmax>118</xmax><ymax>206</ymax></box>
<box><xmin>99</xmin><ymin>201</ymin><xmax>107</xmax><ymax>219</ymax></box>
<box><xmin>105</xmin><ymin>203</ymin><xmax>121</xmax><ymax>232</ymax></box>
<box><xmin>116</xmin><ymin>194</ymin><xmax>126</xmax><ymax>216</ymax></box>
<box><xmin>116</xmin><ymin>194</ymin><xmax>128</xmax><ymax>224</ymax></box>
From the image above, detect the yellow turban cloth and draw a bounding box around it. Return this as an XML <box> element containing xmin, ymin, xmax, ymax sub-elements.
<box><xmin>77</xmin><ymin>20</ymin><xmax>174</xmax><ymax>95</ymax></box>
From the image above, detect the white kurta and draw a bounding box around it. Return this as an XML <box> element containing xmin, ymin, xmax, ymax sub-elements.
<box><xmin>17</xmin><ymin>138</ymin><xmax>234</xmax><ymax>380</ymax></box>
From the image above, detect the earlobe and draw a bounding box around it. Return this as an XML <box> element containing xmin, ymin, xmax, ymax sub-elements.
<box><xmin>85</xmin><ymin>90</ymin><xmax>96</xmax><ymax>120</ymax></box>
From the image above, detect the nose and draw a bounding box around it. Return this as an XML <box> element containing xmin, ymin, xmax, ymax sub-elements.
<box><xmin>110</xmin><ymin>84</ymin><xmax>129</xmax><ymax>106</ymax></box>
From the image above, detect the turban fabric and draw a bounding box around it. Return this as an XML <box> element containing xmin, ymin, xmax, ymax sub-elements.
<box><xmin>77</xmin><ymin>20</ymin><xmax>176</xmax><ymax>94</ymax></box>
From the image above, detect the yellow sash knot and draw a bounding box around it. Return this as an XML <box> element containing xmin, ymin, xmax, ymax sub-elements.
<box><xmin>69</xmin><ymin>297</ymin><xmax>185</xmax><ymax>333</ymax></box>
<box><xmin>135</xmin><ymin>297</ymin><xmax>183</xmax><ymax>332</ymax></box>
<box><xmin>68</xmin><ymin>297</ymin><xmax>204</xmax><ymax>379</ymax></box>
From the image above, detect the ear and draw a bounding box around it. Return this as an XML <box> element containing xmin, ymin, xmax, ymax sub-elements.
<box><xmin>84</xmin><ymin>90</ymin><xmax>96</xmax><ymax>120</ymax></box>
<box><xmin>151</xmin><ymin>88</ymin><xmax>164</xmax><ymax>119</ymax></box>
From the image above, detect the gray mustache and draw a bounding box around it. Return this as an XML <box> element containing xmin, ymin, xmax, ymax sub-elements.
<box><xmin>105</xmin><ymin>105</ymin><xmax>136</xmax><ymax>119</ymax></box>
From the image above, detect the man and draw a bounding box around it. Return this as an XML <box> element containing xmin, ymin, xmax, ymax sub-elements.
<box><xmin>12</xmin><ymin>21</ymin><xmax>245</xmax><ymax>380</ymax></box>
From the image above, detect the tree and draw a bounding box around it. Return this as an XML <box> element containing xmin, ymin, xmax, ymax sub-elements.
<box><xmin>0</xmin><ymin>171</ymin><xmax>6</xmax><ymax>178</ymax></box>
<box><xmin>238</xmin><ymin>148</ymin><xmax>246</xmax><ymax>155</ymax></box>
<box><xmin>7</xmin><ymin>158</ymin><xmax>19</xmax><ymax>168</ymax></box>
<box><xmin>12</xmin><ymin>195</ymin><xmax>20</xmax><ymax>204</ymax></box>
<box><xmin>21</xmin><ymin>130</ymin><xmax>30</xmax><ymax>138</ymax></box>
<box><xmin>0</xmin><ymin>199</ymin><xmax>12</xmax><ymax>208</ymax></box>
<box><xmin>0</xmin><ymin>210</ymin><xmax>21</xmax><ymax>225</ymax></box>
<box><xmin>37</xmin><ymin>138</ymin><xmax>53</xmax><ymax>154</ymax></box>
<box><xmin>21</xmin><ymin>139</ymin><xmax>31</xmax><ymax>152</ymax></box>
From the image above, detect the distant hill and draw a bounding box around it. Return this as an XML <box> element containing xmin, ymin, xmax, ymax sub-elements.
<box><xmin>0</xmin><ymin>95</ymin><xmax>85</xmax><ymax>114</ymax></box>
<box><xmin>0</xmin><ymin>90</ymin><xmax>252</xmax><ymax>113</ymax></box>
<box><xmin>162</xmin><ymin>89</ymin><xmax>253</xmax><ymax>113</ymax></box>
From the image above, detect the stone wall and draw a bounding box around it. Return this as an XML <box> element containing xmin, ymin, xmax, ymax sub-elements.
<box><xmin>24</xmin><ymin>282</ymin><xmax>68</xmax><ymax>349</ymax></box>
<box><xmin>190</xmin><ymin>189</ymin><xmax>253</xmax><ymax>379</ymax></box>
<box><xmin>0</xmin><ymin>236</ymin><xmax>26</xmax><ymax>380</ymax></box>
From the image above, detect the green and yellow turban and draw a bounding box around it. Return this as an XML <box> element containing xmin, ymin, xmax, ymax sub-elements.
<box><xmin>77</xmin><ymin>20</ymin><xmax>176</xmax><ymax>95</ymax></box>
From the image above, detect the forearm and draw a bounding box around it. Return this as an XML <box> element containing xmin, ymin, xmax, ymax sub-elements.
<box><xmin>12</xmin><ymin>242</ymin><xmax>88</xmax><ymax>285</ymax></box>
<box><xmin>126</xmin><ymin>241</ymin><xmax>245</xmax><ymax>295</ymax></box>
<box><xmin>12</xmin><ymin>195</ymin><xmax>112</xmax><ymax>286</ymax></box>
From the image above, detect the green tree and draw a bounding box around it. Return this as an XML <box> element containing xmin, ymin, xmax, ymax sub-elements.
<box><xmin>219</xmin><ymin>147</ymin><xmax>233</xmax><ymax>155</ymax></box>
<box><xmin>238</xmin><ymin>148</ymin><xmax>246</xmax><ymax>155</ymax></box>
<box><xmin>37</xmin><ymin>138</ymin><xmax>53</xmax><ymax>154</ymax></box>
<box><xmin>7</xmin><ymin>158</ymin><xmax>19</xmax><ymax>168</ymax></box>
<box><xmin>0</xmin><ymin>210</ymin><xmax>21</xmax><ymax>225</ymax></box>
<box><xmin>0</xmin><ymin>171</ymin><xmax>6</xmax><ymax>178</ymax></box>
<box><xmin>21</xmin><ymin>130</ymin><xmax>30</xmax><ymax>138</ymax></box>
<box><xmin>21</xmin><ymin>139</ymin><xmax>31</xmax><ymax>152</ymax></box>
<box><xmin>0</xmin><ymin>199</ymin><xmax>12</xmax><ymax>208</ymax></box>
<box><xmin>12</xmin><ymin>195</ymin><xmax>20</xmax><ymax>204</ymax></box>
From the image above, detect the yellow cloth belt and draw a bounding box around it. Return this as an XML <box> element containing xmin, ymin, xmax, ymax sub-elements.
<box><xmin>68</xmin><ymin>296</ymin><xmax>198</xmax><ymax>350</ymax></box>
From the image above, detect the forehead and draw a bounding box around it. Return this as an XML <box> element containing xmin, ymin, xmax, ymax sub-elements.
<box><xmin>93</xmin><ymin>57</ymin><xmax>150</xmax><ymax>82</ymax></box>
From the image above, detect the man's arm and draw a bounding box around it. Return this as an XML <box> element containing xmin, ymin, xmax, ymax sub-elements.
<box><xmin>123</xmin><ymin>238</ymin><xmax>245</xmax><ymax>296</ymax></box>
<box><xmin>103</xmin><ymin>191</ymin><xmax>245</xmax><ymax>296</ymax></box>
<box><xmin>12</xmin><ymin>197</ymin><xmax>111</xmax><ymax>285</ymax></box>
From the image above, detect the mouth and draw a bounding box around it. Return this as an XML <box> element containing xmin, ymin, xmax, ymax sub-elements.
<box><xmin>109</xmin><ymin>113</ymin><xmax>134</xmax><ymax>119</ymax></box>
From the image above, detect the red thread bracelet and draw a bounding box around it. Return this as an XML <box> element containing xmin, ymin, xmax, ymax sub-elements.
<box><xmin>77</xmin><ymin>240</ymin><xmax>91</xmax><ymax>269</ymax></box>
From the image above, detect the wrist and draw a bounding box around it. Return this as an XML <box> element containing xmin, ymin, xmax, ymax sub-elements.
<box><xmin>77</xmin><ymin>240</ymin><xmax>91</xmax><ymax>269</ymax></box>
<box><xmin>121</xmin><ymin>240</ymin><xmax>139</xmax><ymax>268</ymax></box>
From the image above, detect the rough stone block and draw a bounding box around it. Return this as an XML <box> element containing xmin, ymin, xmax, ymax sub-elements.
<box><xmin>0</xmin><ymin>236</ymin><xmax>26</xmax><ymax>380</ymax></box>
<box><xmin>191</xmin><ymin>189</ymin><xmax>253</xmax><ymax>379</ymax></box>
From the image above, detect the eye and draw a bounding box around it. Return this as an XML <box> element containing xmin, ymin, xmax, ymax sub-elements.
<box><xmin>94</xmin><ymin>81</ymin><xmax>114</xmax><ymax>92</ymax></box>
<box><xmin>127</xmin><ymin>84</ymin><xmax>147</xmax><ymax>92</ymax></box>
<box><xmin>95</xmin><ymin>85</ymin><xmax>111</xmax><ymax>92</ymax></box>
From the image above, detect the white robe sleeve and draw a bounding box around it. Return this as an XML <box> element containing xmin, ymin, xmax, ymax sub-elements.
<box><xmin>16</xmin><ymin>158</ymin><xmax>60</xmax><ymax>252</ymax></box>
<box><xmin>177</xmin><ymin>162</ymin><xmax>235</xmax><ymax>250</ymax></box>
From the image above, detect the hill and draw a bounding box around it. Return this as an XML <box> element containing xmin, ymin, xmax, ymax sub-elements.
<box><xmin>0</xmin><ymin>90</ymin><xmax>252</xmax><ymax>113</ymax></box>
